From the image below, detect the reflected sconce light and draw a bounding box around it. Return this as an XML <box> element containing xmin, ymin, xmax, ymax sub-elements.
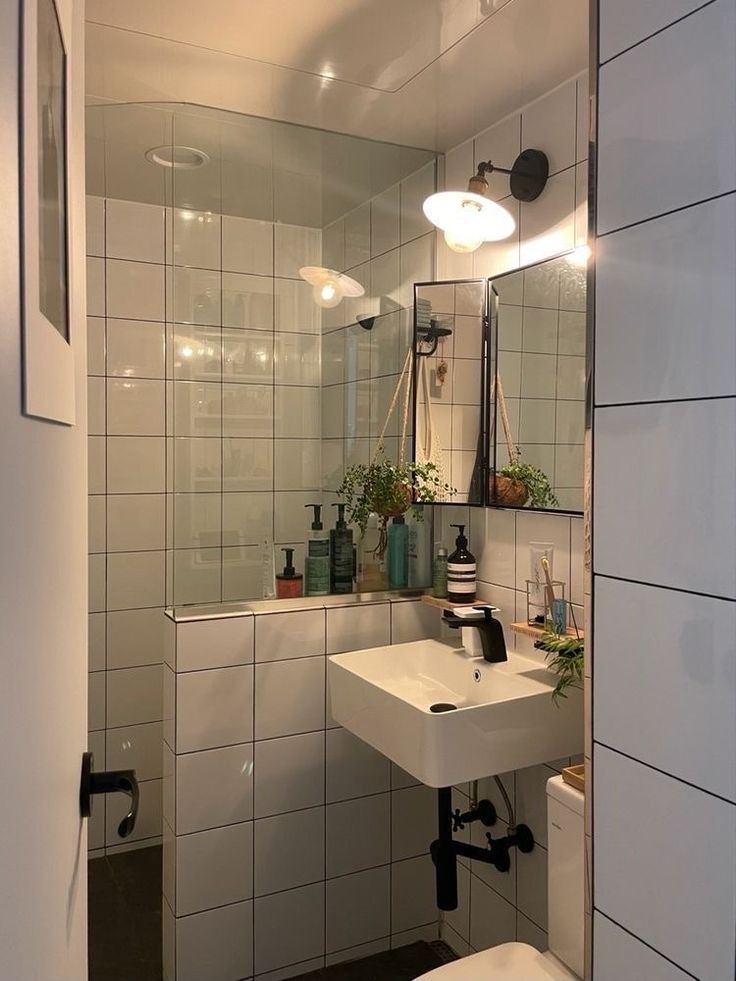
<box><xmin>299</xmin><ymin>266</ymin><xmax>365</xmax><ymax>309</ymax></box>
<box><xmin>423</xmin><ymin>149</ymin><xmax>549</xmax><ymax>254</ymax></box>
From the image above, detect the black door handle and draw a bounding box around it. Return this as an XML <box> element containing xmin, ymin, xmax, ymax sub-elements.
<box><xmin>80</xmin><ymin>751</ymin><xmax>140</xmax><ymax>838</ymax></box>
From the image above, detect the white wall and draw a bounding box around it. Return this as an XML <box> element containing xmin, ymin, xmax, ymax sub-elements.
<box><xmin>162</xmin><ymin>597</ymin><xmax>447</xmax><ymax>981</ymax></box>
<box><xmin>592</xmin><ymin>2</ymin><xmax>736</xmax><ymax>979</ymax></box>
<box><xmin>0</xmin><ymin>0</ymin><xmax>89</xmax><ymax>976</ymax></box>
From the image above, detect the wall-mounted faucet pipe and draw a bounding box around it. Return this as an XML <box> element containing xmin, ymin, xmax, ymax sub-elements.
<box><xmin>431</xmin><ymin>786</ymin><xmax>535</xmax><ymax>910</ymax></box>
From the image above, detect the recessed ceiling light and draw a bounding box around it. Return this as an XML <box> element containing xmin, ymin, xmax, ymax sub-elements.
<box><xmin>145</xmin><ymin>145</ymin><xmax>210</xmax><ymax>170</ymax></box>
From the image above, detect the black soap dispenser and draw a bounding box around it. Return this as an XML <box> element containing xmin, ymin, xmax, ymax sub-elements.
<box><xmin>448</xmin><ymin>524</ymin><xmax>476</xmax><ymax>604</ymax></box>
<box><xmin>330</xmin><ymin>503</ymin><xmax>354</xmax><ymax>594</ymax></box>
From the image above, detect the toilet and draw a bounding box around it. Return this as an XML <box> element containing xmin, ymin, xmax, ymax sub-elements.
<box><xmin>422</xmin><ymin>775</ymin><xmax>584</xmax><ymax>980</ymax></box>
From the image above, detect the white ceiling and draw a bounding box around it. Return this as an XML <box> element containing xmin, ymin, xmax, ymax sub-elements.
<box><xmin>85</xmin><ymin>0</ymin><xmax>588</xmax><ymax>151</ymax></box>
<box><xmin>86</xmin><ymin>0</ymin><xmax>499</xmax><ymax>93</ymax></box>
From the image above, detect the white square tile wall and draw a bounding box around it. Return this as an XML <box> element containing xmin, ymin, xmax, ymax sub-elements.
<box><xmin>593</xmin><ymin>3</ymin><xmax>736</xmax><ymax>976</ymax></box>
<box><xmin>86</xmin><ymin>194</ymin><xmax>324</xmax><ymax>856</ymax></box>
<box><xmin>164</xmin><ymin>589</ymin><xmax>582</xmax><ymax>978</ymax></box>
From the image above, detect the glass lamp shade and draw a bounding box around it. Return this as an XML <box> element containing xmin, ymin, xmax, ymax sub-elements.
<box><xmin>423</xmin><ymin>191</ymin><xmax>516</xmax><ymax>252</ymax></box>
<box><xmin>299</xmin><ymin>266</ymin><xmax>365</xmax><ymax>309</ymax></box>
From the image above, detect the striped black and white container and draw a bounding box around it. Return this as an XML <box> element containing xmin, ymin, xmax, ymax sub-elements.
<box><xmin>447</xmin><ymin>524</ymin><xmax>476</xmax><ymax>604</ymax></box>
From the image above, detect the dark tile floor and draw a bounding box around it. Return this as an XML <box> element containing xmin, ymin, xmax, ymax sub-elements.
<box><xmin>89</xmin><ymin>845</ymin><xmax>162</xmax><ymax>981</ymax></box>
<box><xmin>89</xmin><ymin>846</ymin><xmax>454</xmax><ymax>981</ymax></box>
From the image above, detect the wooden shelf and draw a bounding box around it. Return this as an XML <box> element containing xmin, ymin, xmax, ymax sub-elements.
<box><xmin>511</xmin><ymin>621</ymin><xmax>584</xmax><ymax>640</ymax></box>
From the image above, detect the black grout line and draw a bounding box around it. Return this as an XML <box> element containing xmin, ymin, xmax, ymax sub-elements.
<box><xmin>597</xmin><ymin>187</ymin><xmax>736</xmax><ymax>240</ymax></box>
<box><xmin>593</xmin><ymin>909</ymin><xmax>699</xmax><ymax>980</ymax></box>
<box><xmin>593</xmin><ymin>571</ymin><xmax>735</xmax><ymax>605</ymax></box>
<box><xmin>594</xmin><ymin>741</ymin><xmax>736</xmax><ymax>807</ymax></box>
<box><xmin>595</xmin><ymin>393</ymin><xmax>735</xmax><ymax>409</ymax></box>
<box><xmin>598</xmin><ymin>0</ymin><xmax>718</xmax><ymax>68</ymax></box>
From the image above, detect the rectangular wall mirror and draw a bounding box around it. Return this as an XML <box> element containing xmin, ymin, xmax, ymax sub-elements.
<box><xmin>412</xmin><ymin>279</ymin><xmax>490</xmax><ymax>506</ymax></box>
<box><xmin>490</xmin><ymin>252</ymin><xmax>586</xmax><ymax>513</ymax></box>
<box><xmin>412</xmin><ymin>251</ymin><xmax>586</xmax><ymax>514</ymax></box>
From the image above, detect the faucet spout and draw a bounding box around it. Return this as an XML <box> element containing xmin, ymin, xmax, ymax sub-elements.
<box><xmin>442</xmin><ymin>606</ymin><xmax>508</xmax><ymax>663</ymax></box>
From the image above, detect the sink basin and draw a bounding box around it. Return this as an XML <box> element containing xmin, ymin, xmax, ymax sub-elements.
<box><xmin>328</xmin><ymin>639</ymin><xmax>583</xmax><ymax>787</ymax></box>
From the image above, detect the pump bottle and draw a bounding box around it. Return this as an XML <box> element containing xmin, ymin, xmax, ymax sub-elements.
<box><xmin>447</xmin><ymin>524</ymin><xmax>476</xmax><ymax>603</ymax></box>
<box><xmin>330</xmin><ymin>504</ymin><xmax>354</xmax><ymax>594</ymax></box>
<box><xmin>304</xmin><ymin>504</ymin><xmax>330</xmax><ymax>596</ymax></box>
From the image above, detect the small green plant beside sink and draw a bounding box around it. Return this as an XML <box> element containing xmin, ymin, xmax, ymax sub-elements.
<box><xmin>535</xmin><ymin>631</ymin><xmax>584</xmax><ymax>704</ymax></box>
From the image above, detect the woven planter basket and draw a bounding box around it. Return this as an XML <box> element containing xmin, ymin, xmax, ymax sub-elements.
<box><xmin>491</xmin><ymin>474</ymin><xmax>529</xmax><ymax>507</ymax></box>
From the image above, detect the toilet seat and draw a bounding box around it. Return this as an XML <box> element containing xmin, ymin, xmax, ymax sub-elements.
<box><xmin>418</xmin><ymin>942</ymin><xmax>578</xmax><ymax>980</ymax></box>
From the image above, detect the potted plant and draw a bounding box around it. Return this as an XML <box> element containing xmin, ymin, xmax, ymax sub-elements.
<box><xmin>534</xmin><ymin>630</ymin><xmax>584</xmax><ymax>704</ymax></box>
<box><xmin>337</xmin><ymin>456</ymin><xmax>454</xmax><ymax>561</ymax></box>
<box><xmin>492</xmin><ymin>460</ymin><xmax>559</xmax><ymax>509</ymax></box>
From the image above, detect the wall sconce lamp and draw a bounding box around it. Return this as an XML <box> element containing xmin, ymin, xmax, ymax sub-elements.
<box><xmin>299</xmin><ymin>266</ymin><xmax>365</xmax><ymax>308</ymax></box>
<box><xmin>423</xmin><ymin>149</ymin><xmax>549</xmax><ymax>254</ymax></box>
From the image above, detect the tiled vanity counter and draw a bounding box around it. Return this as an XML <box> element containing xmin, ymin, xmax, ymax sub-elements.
<box><xmin>162</xmin><ymin>593</ymin><xmax>443</xmax><ymax>981</ymax></box>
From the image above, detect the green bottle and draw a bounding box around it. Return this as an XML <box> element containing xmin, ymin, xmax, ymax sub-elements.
<box><xmin>330</xmin><ymin>503</ymin><xmax>354</xmax><ymax>594</ymax></box>
<box><xmin>304</xmin><ymin>504</ymin><xmax>330</xmax><ymax>596</ymax></box>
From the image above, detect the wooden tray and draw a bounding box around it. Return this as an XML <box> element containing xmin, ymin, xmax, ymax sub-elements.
<box><xmin>511</xmin><ymin>621</ymin><xmax>584</xmax><ymax>641</ymax></box>
<box><xmin>562</xmin><ymin>764</ymin><xmax>585</xmax><ymax>793</ymax></box>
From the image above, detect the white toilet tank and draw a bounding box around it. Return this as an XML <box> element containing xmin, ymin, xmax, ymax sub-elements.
<box><xmin>546</xmin><ymin>775</ymin><xmax>585</xmax><ymax>978</ymax></box>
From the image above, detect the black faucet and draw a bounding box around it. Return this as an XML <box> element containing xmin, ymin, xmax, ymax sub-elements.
<box><xmin>442</xmin><ymin>606</ymin><xmax>508</xmax><ymax>663</ymax></box>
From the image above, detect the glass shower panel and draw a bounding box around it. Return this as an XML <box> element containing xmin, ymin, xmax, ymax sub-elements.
<box><xmin>160</xmin><ymin>104</ymin><xmax>438</xmax><ymax>607</ymax></box>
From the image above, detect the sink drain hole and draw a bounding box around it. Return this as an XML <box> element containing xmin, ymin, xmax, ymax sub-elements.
<box><xmin>430</xmin><ymin>702</ymin><xmax>457</xmax><ymax>713</ymax></box>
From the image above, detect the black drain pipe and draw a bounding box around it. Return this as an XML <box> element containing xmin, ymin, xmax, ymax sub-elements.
<box><xmin>430</xmin><ymin>787</ymin><xmax>457</xmax><ymax>910</ymax></box>
<box><xmin>430</xmin><ymin>785</ymin><xmax>535</xmax><ymax>910</ymax></box>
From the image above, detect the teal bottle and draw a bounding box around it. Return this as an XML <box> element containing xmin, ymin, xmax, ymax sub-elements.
<box><xmin>387</xmin><ymin>515</ymin><xmax>409</xmax><ymax>590</ymax></box>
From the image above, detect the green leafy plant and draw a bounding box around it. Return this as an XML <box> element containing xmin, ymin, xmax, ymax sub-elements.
<box><xmin>498</xmin><ymin>461</ymin><xmax>558</xmax><ymax>509</ymax></box>
<box><xmin>535</xmin><ymin>631</ymin><xmax>584</xmax><ymax>704</ymax></box>
<box><xmin>337</xmin><ymin>457</ymin><xmax>454</xmax><ymax>558</ymax></box>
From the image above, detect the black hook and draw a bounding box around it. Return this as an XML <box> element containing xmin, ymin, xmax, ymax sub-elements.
<box><xmin>80</xmin><ymin>751</ymin><xmax>140</xmax><ymax>838</ymax></box>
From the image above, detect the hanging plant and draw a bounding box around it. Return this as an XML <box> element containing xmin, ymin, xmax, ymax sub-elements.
<box><xmin>338</xmin><ymin>457</ymin><xmax>454</xmax><ymax>559</ymax></box>
<box><xmin>494</xmin><ymin>461</ymin><xmax>559</xmax><ymax>509</ymax></box>
<box><xmin>493</xmin><ymin>372</ymin><xmax>558</xmax><ymax>509</ymax></box>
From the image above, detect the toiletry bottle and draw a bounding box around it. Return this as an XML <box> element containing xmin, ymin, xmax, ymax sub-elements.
<box><xmin>276</xmin><ymin>548</ymin><xmax>303</xmax><ymax>599</ymax></box>
<box><xmin>387</xmin><ymin>515</ymin><xmax>409</xmax><ymax>590</ymax></box>
<box><xmin>448</xmin><ymin>524</ymin><xmax>476</xmax><ymax>603</ymax></box>
<box><xmin>407</xmin><ymin>506</ymin><xmax>432</xmax><ymax>588</ymax></box>
<box><xmin>330</xmin><ymin>503</ymin><xmax>354</xmax><ymax>594</ymax></box>
<box><xmin>432</xmin><ymin>545</ymin><xmax>448</xmax><ymax>598</ymax></box>
<box><xmin>304</xmin><ymin>504</ymin><xmax>330</xmax><ymax>596</ymax></box>
<box><xmin>262</xmin><ymin>538</ymin><xmax>276</xmax><ymax>599</ymax></box>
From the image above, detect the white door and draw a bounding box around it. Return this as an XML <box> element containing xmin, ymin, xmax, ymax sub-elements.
<box><xmin>0</xmin><ymin>0</ymin><xmax>88</xmax><ymax>977</ymax></box>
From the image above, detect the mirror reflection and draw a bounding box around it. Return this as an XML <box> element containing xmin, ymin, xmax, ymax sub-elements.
<box><xmin>490</xmin><ymin>251</ymin><xmax>587</xmax><ymax>512</ymax></box>
<box><xmin>413</xmin><ymin>280</ymin><xmax>488</xmax><ymax>505</ymax></box>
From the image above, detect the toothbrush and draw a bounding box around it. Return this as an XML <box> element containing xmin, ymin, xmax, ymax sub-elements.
<box><xmin>540</xmin><ymin>555</ymin><xmax>556</xmax><ymax>620</ymax></box>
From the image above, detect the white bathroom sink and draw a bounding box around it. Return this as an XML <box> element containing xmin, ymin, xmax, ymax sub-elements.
<box><xmin>328</xmin><ymin>639</ymin><xmax>583</xmax><ymax>787</ymax></box>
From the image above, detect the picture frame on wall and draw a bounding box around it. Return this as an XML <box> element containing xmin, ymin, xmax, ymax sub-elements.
<box><xmin>21</xmin><ymin>0</ymin><xmax>75</xmax><ymax>425</ymax></box>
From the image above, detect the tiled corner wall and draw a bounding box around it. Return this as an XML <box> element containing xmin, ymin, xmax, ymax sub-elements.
<box><xmin>432</xmin><ymin>505</ymin><xmax>584</xmax><ymax>958</ymax></box>
<box><xmin>424</xmin><ymin>74</ymin><xmax>589</xmax><ymax>959</ymax></box>
<box><xmin>162</xmin><ymin>597</ymin><xmax>447</xmax><ymax>981</ymax></box>
<box><xmin>591</xmin><ymin>2</ymin><xmax>736</xmax><ymax>979</ymax></box>
<box><xmin>86</xmin><ymin>197</ymin><xmax>322</xmax><ymax>854</ymax></box>
<box><xmin>320</xmin><ymin>162</ymin><xmax>436</xmax><ymax>492</ymax></box>
<box><xmin>437</xmin><ymin>74</ymin><xmax>588</xmax><ymax>284</ymax></box>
